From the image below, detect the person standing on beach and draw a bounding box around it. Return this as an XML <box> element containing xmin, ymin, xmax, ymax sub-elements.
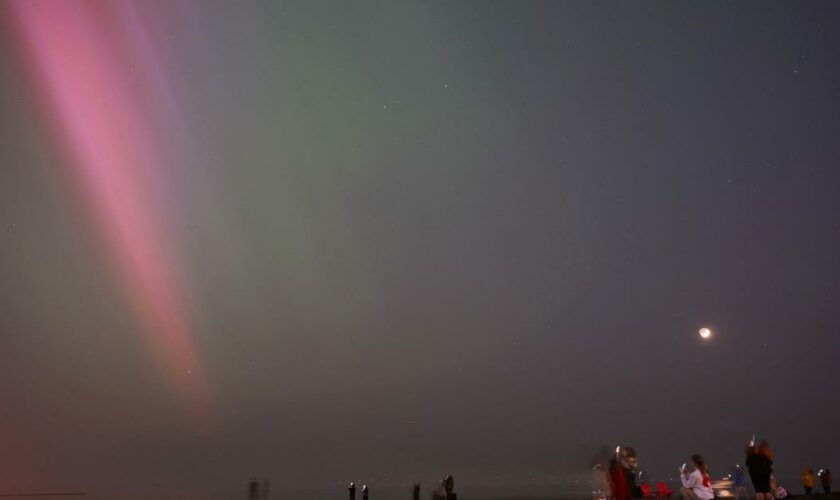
<box><xmin>746</xmin><ymin>442</ymin><xmax>773</xmax><ymax>500</ymax></box>
<box><xmin>349</xmin><ymin>482</ymin><xmax>357</xmax><ymax>500</ymax></box>
<box><xmin>608</xmin><ymin>457</ymin><xmax>629</xmax><ymax>500</ymax></box>
<box><xmin>434</xmin><ymin>480</ymin><xmax>448</xmax><ymax>500</ymax></box>
<box><xmin>819</xmin><ymin>469</ymin><xmax>832</xmax><ymax>493</ymax></box>
<box><xmin>444</xmin><ymin>475</ymin><xmax>454</xmax><ymax>499</ymax></box>
<box><xmin>732</xmin><ymin>464</ymin><xmax>748</xmax><ymax>500</ymax></box>
<box><xmin>413</xmin><ymin>482</ymin><xmax>421</xmax><ymax>500</ymax></box>
<box><xmin>591</xmin><ymin>445</ymin><xmax>611</xmax><ymax>500</ymax></box>
<box><xmin>363</xmin><ymin>484</ymin><xmax>369</xmax><ymax>500</ymax></box>
<box><xmin>592</xmin><ymin>463</ymin><xmax>609</xmax><ymax>500</ymax></box>
<box><xmin>609</xmin><ymin>447</ymin><xmax>642</xmax><ymax>500</ymax></box>
<box><xmin>680</xmin><ymin>455</ymin><xmax>714</xmax><ymax>500</ymax></box>
<box><xmin>801</xmin><ymin>466</ymin><xmax>814</xmax><ymax>494</ymax></box>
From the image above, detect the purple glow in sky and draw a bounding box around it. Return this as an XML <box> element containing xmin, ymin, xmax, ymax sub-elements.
<box><xmin>8</xmin><ymin>0</ymin><xmax>212</xmax><ymax>426</ymax></box>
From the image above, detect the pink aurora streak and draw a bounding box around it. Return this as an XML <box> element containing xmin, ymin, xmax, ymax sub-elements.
<box><xmin>9</xmin><ymin>1</ymin><xmax>211</xmax><ymax>424</ymax></box>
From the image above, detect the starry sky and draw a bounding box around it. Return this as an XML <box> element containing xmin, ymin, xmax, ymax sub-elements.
<box><xmin>1</xmin><ymin>1</ymin><xmax>840</xmax><ymax>497</ymax></box>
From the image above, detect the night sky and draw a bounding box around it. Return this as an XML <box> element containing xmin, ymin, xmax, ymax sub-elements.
<box><xmin>2</xmin><ymin>1</ymin><xmax>840</xmax><ymax>497</ymax></box>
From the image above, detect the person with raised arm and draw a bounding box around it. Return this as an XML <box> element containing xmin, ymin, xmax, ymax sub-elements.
<box><xmin>746</xmin><ymin>441</ymin><xmax>774</xmax><ymax>500</ymax></box>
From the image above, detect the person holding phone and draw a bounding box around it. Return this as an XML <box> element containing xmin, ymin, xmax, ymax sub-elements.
<box><xmin>680</xmin><ymin>455</ymin><xmax>714</xmax><ymax>500</ymax></box>
<box><xmin>609</xmin><ymin>447</ymin><xmax>642</xmax><ymax>500</ymax></box>
<box><xmin>746</xmin><ymin>442</ymin><xmax>774</xmax><ymax>500</ymax></box>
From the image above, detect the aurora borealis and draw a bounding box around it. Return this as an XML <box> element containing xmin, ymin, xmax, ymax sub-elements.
<box><xmin>2</xmin><ymin>1</ymin><xmax>840</xmax><ymax>498</ymax></box>
<box><xmin>8</xmin><ymin>0</ymin><xmax>212</xmax><ymax>427</ymax></box>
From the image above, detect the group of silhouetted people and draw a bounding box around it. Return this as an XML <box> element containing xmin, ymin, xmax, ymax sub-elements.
<box><xmin>801</xmin><ymin>466</ymin><xmax>832</xmax><ymax>495</ymax></box>
<box><xmin>606</xmin><ymin>446</ymin><xmax>644</xmax><ymax>500</ymax></box>
<box><xmin>433</xmin><ymin>475</ymin><xmax>456</xmax><ymax>500</ymax></box>
<box><xmin>348</xmin><ymin>475</ymin><xmax>455</xmax><ymax>500</ymax></box>
<box><xmin>603</xmin><ymin>447</ymin><xmax>713</xmax><ymax>500</ymax></box>
<box><xmin>592</xmin><ymin>446</ymin><xmax>670</xmax><ymax>500</ymax></box>
<box><xmin>247</xmin><ymin>477</ymin><xmax>270</xmax><ymax>500</ymax></box>
<box><xmin>745</xmin><ymin>439</ymin><xmax>832</xmax><ymax>498</ymax></box>
<box><xmin>348</xmin><ymin>482</ymin><xmax>369</xmax><ymax>500</ymax></box>
<box><xmin>590</xmin><ymin>439</ymin><xmax>834</xmax><ymax>500</ymax></box>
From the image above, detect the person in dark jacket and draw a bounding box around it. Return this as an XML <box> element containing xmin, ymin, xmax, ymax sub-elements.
<box><xmin>248</xmin><ymin>478</ymin><xmax>259</xmax><ymax>500</ymax></box>
<box><xmin>349</xmin><ymin>483</ymin><xmax>357</xmax><ymax>500</ymax></box>
<box><xmin>413</xmin><ymin>482</ymin><xmax>420</xmax><ymax>500</ymax></box>
<box><xmin>819</xmin><ymin>469</ymin><xmax>832</xmax><ymax>494</ymax></box>
<box><xmin>444</xmin><ymin>475</ymin><xmax>454</xmax><ymax>497</ymax></box>
<box><xmin>746</xmin><ymin>442</ymin><xmax>773</xmax><ymax>500</ymax></box>
<box><xmin>625</xmin><ymin>448</ymin><xmax>642</xmax><ymax>499</ymax></box>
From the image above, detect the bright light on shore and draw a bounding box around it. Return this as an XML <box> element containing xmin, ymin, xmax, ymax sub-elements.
<box><xmin>699</xmin><ymin>327</ymin><xmax>712</xmax><ymax>339</ymax></box>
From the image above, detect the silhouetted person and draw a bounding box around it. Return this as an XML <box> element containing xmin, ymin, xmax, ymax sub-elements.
<box><xmin>349</xmin><ymin>483</ymin><xmax>357</xmax><ymax>500</ymax></box>
<box><xmin>434</xmin><ymin>480</ymin><xmax>447</xmax><ymax>500</ymax></box>
<box><xmin>591</xmin><ymin>444</ymin><xmax>611</xmax><ymax>499</ymax></box>
<box><xmin>363</xmin><ymin>484</ymin><xmax>369</xmax><ymax>500</ymax></box>
<box><xmin>413</xmin><ymin>482</ymin><xmax>421</xmax><ymax>500</ymax></box>
<box><xmin>746</xmin><ymin>442</ymin><xmax>773</xmax><ymax>500</ymax></box>
<box><xmin>248</xmin><ymin>477</ymin><xmax>259</xmax><ymax>500</ymax></box>
<box><xmin>801</xmin><ymin>466</ymin><xmax>814</xmax><ymax>495</ymax></box>
<box><xmin>820</xmin><ymin>469</ymin><xmax>832</xmax><ymax>494</ymax></box>
<box><xmin>732</xmin><ymin>464</ymin><xmax>748</xmax><ymax>500</ymax></box>
<box><xmin>444</xmin><ymin>475</ymin><xmax>454</xmax><ymax>498</ymax></box>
